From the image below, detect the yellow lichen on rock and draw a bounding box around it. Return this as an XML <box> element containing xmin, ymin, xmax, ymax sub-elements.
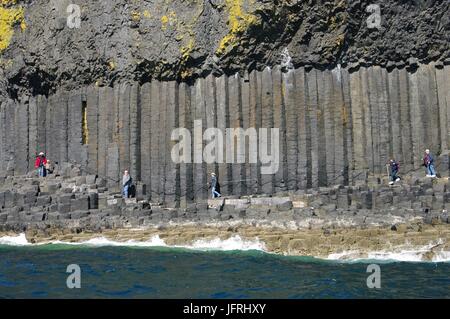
<box><xmin>180</xmin><ymin>68</ymin><xmax>192</xmax><ymax>80</ymax></box>
<box><xmin>1</xmin><ymin>0</ymin><xmax>17</xmax><ymax>5</ymax></box>
<box><xmin>161</xmin><ymin>10</ymin><xmax>176</xmax><ymax>30</ymax></box>
<box><xmin>161</xmin><ymin>15</ymin><xmax>169</xmax><ymax>27</ymax></box>
<box><xmin>143</xmin><ymin>10</ymin><xmax>151</xmax><ymax>18</ymax></box>
<box><xmin>108</xmin><ymin>60</ymin><xmax>116</xmax><ymax>70</ymax></box>
<box><xmin>180</xmin><ymin>38</ymin><xmax>195</xmax><ymax>61</ymax></box>
<box><xmin>179</xmin><ymin>38</ymin><xmax>195</xmax><ymax>79</ymax></box>
<box><xmin>131</xmin><ymin>10</ymin><xmax>141</xmax><ymax>22</ymax></box>
<box><xmin>0</xmin><ymin>0</ymin><xmax>25</xmax><ymax>53</ymax></box>
<box><xmin>216</xmin><ymin>0</ymin><xmax>259</xmax><ymax>56</ymax></box>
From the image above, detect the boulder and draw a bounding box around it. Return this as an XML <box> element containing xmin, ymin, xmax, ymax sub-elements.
<box><xmin>36</xmin><ymin>196</ymin><xmax>52</xmax><ymax>206</ymax></box>
<box><xmin>71</xmin><ymin>211</ymin><xmax>90</xmax><ymax>219</ymax></box>
<box><xmin>58</xmin><ymin>193</ymin><xmax>75</xmax><ymax>204</ymax></box>
<box><xmin>58</xmin><ymin>203</ymin><xmax>71</xmax><ymax>214</ymax></box>
<box><xmin>276</xmin><ymin>201</ymin><xmax>293</xmax><ymax>211</ymax></box>
<box><xmin>71</xmin><ymin>195</ymin><xmax>90</xmax><ymax>211</ymax></box>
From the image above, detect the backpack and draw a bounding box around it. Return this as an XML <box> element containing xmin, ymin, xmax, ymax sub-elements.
<box><xmin>394</xmin><ymin>162</ymin><xmax>399</xmax><ymax>171</ymax></box>
<box><xmin>215</xmin><ymin>181</ymin><xmax>221</xmax><ymax>193</ymax></box>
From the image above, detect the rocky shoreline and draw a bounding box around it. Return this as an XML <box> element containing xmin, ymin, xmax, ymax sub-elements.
<box><xmin>1</xmin><ymin>163</ymin><xmax>449</xmax><ymax>261</ymax></box>
<box><xmin>1</xmin><ymin>222</ymin><xmax>448</xmax><ymax>262</ymax></box>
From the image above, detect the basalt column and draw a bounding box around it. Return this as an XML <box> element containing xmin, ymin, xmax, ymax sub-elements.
<box><xmin>149</xmin><ymin>81</ymin><xmax>162</xmax><ymax>202</ymax></box>
<box><xmin>140</xmin><ymin>83</ymin><xmax>152</xmax><ymax>199</ymax></box>
<box><xmin>14</xmin><ymin>98</ymin><xmax>29</xmax><ymax>175</ymax></box>
<box><xmin>164</xmin><ymin>81</ymin><xmax>179</xmax><ymax>206</ymax></box>
<box><xmin>216</xmin><ymin>75</ymin><xmax>231</xmax><ymax>196</ymax></box>
<box><xmin>282</xmin><ymin>68</ymin><xmax>297</xmax><ymax>191</ymax></box>
<box><xmin>204</xmin><ymin>75</ymin><xmax>218</xmax><ymax>195</ymax></box>
<box><xmin>67</xmin><ymin>90</ymin><xmax>85</xmax><ymax>167</ymax></box>
<box><xmin>228</xmin><ymin>73</ymin><xmax>244</xmax><ymax>196</ymax></box>
<box><xmin>36</xmin><ymin>95</ymin><xmax>47</xmax><ymax>158</ymax></box>
<box><xmin>86</xmin><ymin>87</ymin><xmax>99</xmax><ymax>174</ymax></box>
<box><xmin>192</xmin><ymin>78</ymin><xmax>208</xmax><ymax>202</ymax></box>
<box><xmin>178</xmin><ymin>82</ymin><xmax>194</xmax><ymax>206</ymax></box>
<box><xmin>273</xmin><ymin>66</ymin><xmax>287</xmax><ymax>193</ymax></box>
<box><xmin>295</xmin><ymin>67</ymin><xmax>311</xmax><ymax>190</ymax></box>
<box><xmin>130</xmin><ymin>83</ymin><xmax>141</xmax><ymax>183</ymax></box>
<box><xmin>28</xmin><ymin>97</ymin><xmax>38</xmax><ymax>171</ymax></box>
<box><xmin>260</xmin><ymin>68</ymin><xmax>274</xmax><ymax>194</ymax></box>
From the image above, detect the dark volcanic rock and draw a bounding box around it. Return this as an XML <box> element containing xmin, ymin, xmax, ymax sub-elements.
<box><xmin>0</xmin><ymin>0</ymin><xmax>449</xmax><ymax>98</ymax></box>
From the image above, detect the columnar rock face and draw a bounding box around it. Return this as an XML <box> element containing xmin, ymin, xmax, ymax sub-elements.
<box><xmin>0</xmin><ymin>0</ymin><xmax>449</xmax><ymax>205</ymax></box>
<box><xmin>1</xmin><ymin>63</ymin><xmax>449</xmax><ymax>204</ymax></box>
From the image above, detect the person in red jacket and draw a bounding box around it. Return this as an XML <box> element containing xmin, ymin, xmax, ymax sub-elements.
<box><xmin>35</xmin><ymin>152</ymin><xmax>47</xmax><ymax>177</ymax></box>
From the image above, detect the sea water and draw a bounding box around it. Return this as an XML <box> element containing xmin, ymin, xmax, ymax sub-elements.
<box><xmin>0</xmin><ymin>235</ymin><xmax>449</xmax><ymax>298</ymax></box>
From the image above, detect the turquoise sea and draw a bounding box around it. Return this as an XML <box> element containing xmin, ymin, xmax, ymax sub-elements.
<box><xmin>0</xmin><ymin>244</ymin><xmax>449</xmax><ymax>298</ymax></box>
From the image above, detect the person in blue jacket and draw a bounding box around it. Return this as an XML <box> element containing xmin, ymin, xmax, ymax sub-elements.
<box><xmin>122</xmin><ymin>170</ymin><xmax>133</xmax><ymax>198</ymax></box>
<box><xmin>210</xmin><ymin>172</ymin><xmax>221</xmax><ymax>198</ymax></box>
<box><xmin>423</xmin><ymin>149</ymin><xmax>437</xmax><ymax>178</ymax></box>
<box><xmin>388</xmin><ymin>159</ymin><xmax>400</xmax><ymax>185</ymax></box>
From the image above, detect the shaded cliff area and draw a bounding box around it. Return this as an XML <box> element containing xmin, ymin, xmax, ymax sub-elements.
<box><xmin>0</xmin><ymin>0</ymin><xmax>449</xmax><ymax>98</ymax></box>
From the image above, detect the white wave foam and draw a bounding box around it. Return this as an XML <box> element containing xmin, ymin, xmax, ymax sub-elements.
<box><xmin>327</xmin><ymin>240</ymin><xmax>450</xmax><ymax>262</ymax></box>
<box><xmin>3</xmin><ymin>233</ymin><xmax>447</xmax><ymax>261</ymax></box>
<box><xmin>0</xmin><ymin>233</ymin><xmax>30</xmax><ymax>246</ymax></box>
<box><xmin>0</xmin><ymin>233</ymin><xmax>265</xmax><ymax>252</ymax></box>
<box><xmin>183</xmin><ymin>235</ymin><xmax>266</xmax><ymax>251</ymax></box>
<box><xmin>51</xmin><ymin>235</ymin><xmax>167</xmax><ymax>247</ymax></box>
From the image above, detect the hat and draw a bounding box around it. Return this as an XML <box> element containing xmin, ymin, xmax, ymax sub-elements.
<box><xmin>39</xmin><ymin>152</ymin><xmax>44</xmax><ymax>156</ymax></box>
<box><xmin>211</xmin><ymin>172</ymin><xmax>216</xmax><ymax>176</ymax></box>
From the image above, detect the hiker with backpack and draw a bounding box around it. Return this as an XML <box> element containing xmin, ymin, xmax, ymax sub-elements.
<box><xmin>423</xmin><ymin>149</ymin><xmax>437</xmax><ymax>178</ymax></box>
<box><xmin>388</xmin><ymin>159</ymin><xmax>400</xmax><ymax>185</ymax></box>
<box><xmin>35</xmin><ymin>152</ymin><xmax>47</xmax><ymax>177</ymax></box>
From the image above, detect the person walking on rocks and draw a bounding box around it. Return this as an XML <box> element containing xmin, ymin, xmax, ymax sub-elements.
<box><xmin>423</xmin><ymin>149</ymin><xmax>437</xmax><ymax>178</ymax></box>
<box><xmin>122</xmin><ymin>170</ymin><xmax>132</xmax><ymax>198</ymax></box>
<box><xmin>388</xmin><ymin>159</ymin><xmax>400</xmax><ymax>185</ymax></box>
<box><xmin>35</xmin><ymin>152</ymin><xmax>47</xmax><ymax>177</ymax></box>
<box><xmin>210</xmin><ymin>172</ymin><xmax>221</xmax><ymax>198</ymax></box>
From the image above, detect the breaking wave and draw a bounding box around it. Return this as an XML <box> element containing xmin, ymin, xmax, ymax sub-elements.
<box><xmin>0</xmin><ymin>233</ymin><xmax>30</xmax><ymax>246</ymax></box>
<box><xmin>2</xmin><ymin>233</ymin><xmax>448</xmax><ymax>261</ymax></box>
<box><xmin>327</xmin><ymin>240</ymin><xmax>450</xmax><ymax>262</ymax></box>
<box><xmin>0</xmin><ymin>233</ymin><xmax>266</xmax><ymax>252</ymax></box>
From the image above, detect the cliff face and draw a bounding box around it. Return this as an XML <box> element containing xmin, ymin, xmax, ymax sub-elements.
<box><xmin>0</xmin><ymin>0</ymin><xmax>450</xmax><ymax>204</ymax></box>
<box><xmin>0</xmin><ymin>0</ymin><xmax>449</xmax><ymax>98</ymax></box>
<box><xmin>1</xmin><ymin>63</ymin><xmax>450</xmax><ymax>204</ymax></box>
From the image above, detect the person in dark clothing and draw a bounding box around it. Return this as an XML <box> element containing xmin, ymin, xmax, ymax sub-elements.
<box><xmin>388</xmin><ymin>159</ymin><xmax>400</xmax><ymax>185</ymax></box>
<box><xmin>35</xmin><ymin>152</ymin><xmax>47</xmax><ymax>177</ymax></box>
<box><xmin>423</xmin><ymin>149</ymin><xmax>437</xmax><ymax>177</ymax></box>
<box><xmin>210</xmin><ymin>172</ymin><xmax>221</xmax><ymax>198</ymax></box>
